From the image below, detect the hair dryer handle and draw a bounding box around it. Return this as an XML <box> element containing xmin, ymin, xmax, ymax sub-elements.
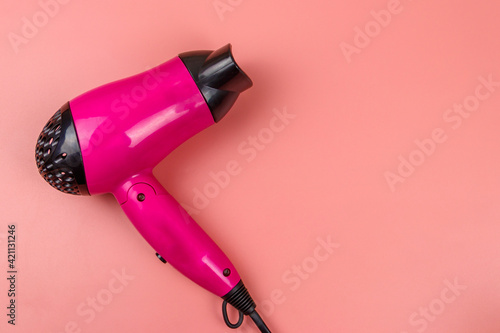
<box><xmin>114</xmin><ymin>172</ymin><xmax>241</xmax><ymax>297</ymax></box>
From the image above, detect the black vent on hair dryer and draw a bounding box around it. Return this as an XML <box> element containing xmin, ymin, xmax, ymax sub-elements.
<box><xmin>35</xmin><ymin>102</ymin><xmax>88</xmax><ymax>195</ymax></box>
<box><xmin>179</xmin><ymin>44</ymin><xmax>253</xmax><ymax>122</ymax></box>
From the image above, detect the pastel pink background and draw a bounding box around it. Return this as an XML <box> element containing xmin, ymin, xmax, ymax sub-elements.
<box><xmin>1</xmin><ymin>0</ymin><xmax>500</xmax><ymax>332</ymax></box>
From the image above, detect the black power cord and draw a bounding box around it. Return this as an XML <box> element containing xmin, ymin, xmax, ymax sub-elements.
<box><xmin>222</xmin><ymin>301</ymin><xmax>271</xmax><ymax>332</ymax></box>
<box><xmin>222</xmin><ymin>281</ymin><xmax>272</xmax><ymax>332</ymax></box>
<box><xmin>222</xmin><ymin>300</ymin><xmax>244</xmax><ymax>328</ymax></box>
<box><xmin>249</xmin><ymin>310</ymin><xmax>271</xmax><ymax>333</ymax></box>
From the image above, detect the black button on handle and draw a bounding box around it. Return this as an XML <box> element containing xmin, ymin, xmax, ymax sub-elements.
<box><xmin>156</xmin><ymin>253</ymin><xmax>167</xmax><ymax>263</ymax></box>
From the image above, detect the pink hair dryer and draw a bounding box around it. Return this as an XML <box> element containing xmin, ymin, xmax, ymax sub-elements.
<box><xmin>35</xmin><ymin>44</ymin><xmax>271</xmax><ymax>332</ymax></box>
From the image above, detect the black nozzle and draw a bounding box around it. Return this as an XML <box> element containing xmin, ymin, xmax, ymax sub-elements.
<box><xmin>179</xmin><ymin>44</ymin><xmax>253</xmax><ymax>122</ymax></box>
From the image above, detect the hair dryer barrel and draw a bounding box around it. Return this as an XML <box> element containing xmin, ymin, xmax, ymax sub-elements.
<box><xmin>36</xmin><ymin>44</ymin><xmax>252</xmax><ymax>197</ymax></box>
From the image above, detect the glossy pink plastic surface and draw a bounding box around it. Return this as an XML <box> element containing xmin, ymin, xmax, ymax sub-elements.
<box><xmin>68</xmin><ymin>56</ymin><xmax>241</xmax><ymax>297</ymax></box>
<box><xmin>118</xmin><ymin>172</ymin><xmax>240</xmax><ymax>297</ymax></box>
<box><xmin>70</xmin><ymin>56</ymin><xmax>215</xmax><ymax>202</ymax></box>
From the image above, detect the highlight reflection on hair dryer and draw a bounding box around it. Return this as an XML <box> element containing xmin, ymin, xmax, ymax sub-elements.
<box><xmin>35</xmin><ymin>44</ymin><xmax>271</xmax><ymax>332</ymax></box>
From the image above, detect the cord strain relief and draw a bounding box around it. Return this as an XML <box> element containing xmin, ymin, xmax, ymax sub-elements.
<box><xmin>222</xmin><ymin>280</ymin><xmax>256</xmax><ymax>315</ymax></box>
